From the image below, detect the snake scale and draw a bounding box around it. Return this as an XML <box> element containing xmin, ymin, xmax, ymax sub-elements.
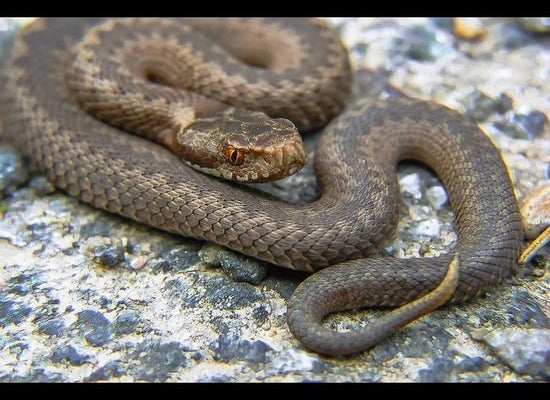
<box><xmin>0</xmin><ymin>18</ymin><xmax>524</xmax><ymax>355</ymax></box>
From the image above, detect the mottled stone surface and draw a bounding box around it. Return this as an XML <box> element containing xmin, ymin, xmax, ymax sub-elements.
<box><xmin>0</xmin><ymin>17</ymin><xmax>548</xmax><ymax>382</ymax></box>
<box><xmin>480</xmin><ymin>328</ymin><xmax>550</xmax><ymax>378</ymax></box>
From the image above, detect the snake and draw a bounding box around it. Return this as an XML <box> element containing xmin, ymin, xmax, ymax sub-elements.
<box><xmin>0</xmin><ymin>18</ymin><xmax>524</xmax><ymax>356</ymax></box>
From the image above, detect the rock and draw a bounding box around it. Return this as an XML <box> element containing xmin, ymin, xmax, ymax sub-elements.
<box><xmin>163</xmin><ymin>276</ymin><xmax>202</xmax><ymax>308</ymax></box>
<box><xmin>425</xmin><ymin>185</ymin><xmax>448</xmax><ymax>210</ymax></box>
<box><xmin>0</xmin><ymin>297</ymin><xmax>32</xmax><ymax>328</ymax></box>
<box><xmin>129</xmin><ymin>340</ymin><xmax>189</xmax><ymax>382</ymax></box>
<box><xmin>36</xmin><ymin>318</ymin><xmax>66</xmax><ymax>337</ymax></box>
<box><xmin>496</xmin><ymin>110</ymin><xmax>549</xmax><ymax>140</ymax></box>
<box><xmin>494</xmin><ymin>22</ymin><xmax>534</xmax><ymax>50</ymax></box>
<box><xmin>73</xmin><ymin>310</ymin><xmax>112</xmax><ymax>347</ymax></box>
<box><xmin>418</xmin><ymin>356</ymin><xmax>456</xmax><ymax>382</ymax></box>
<box><xmin>212</xmin><ymin>334</ymin><xmax>272</xmax><ymax>363</ymax></box>
<box><xmin>456</xmin><ymin>356</ymin><xmax>491</xmax><ymax>373</ymax></box>
<box><xmin>203</xmin><ymin>276</ymin><xmax>264</xmax><ymax>310</ymax></box>
<box><xmin>27</xmin><ymin>175</ymin><xmax>56</xmax><ymax>196</ymax></box>
<box><xmin>505</xmin><ymin>291</ymin><xmax>550</xmax><ymax>328</ymax></box>
<box><xmin>0</xmin><ymin>17</ymin><xmax>548</xmax><ymax>383</ymax></box>
<box><xmin>463</xmin><ymin>89</ymin><xmax>513</xmax><ymax>122</ymax></box>
<box><xmin>199</xmin><ymin>243</ymin><xmax>270</xmax><ymax>284</ymax></box>
<box><xmin>399</xmin><ymin>173</ymin><xmax>422</xmax><ymax>200</ymax></box>
<box><xmin>92</xmin><ymin>245</ymin><xmax>126</xmax><ymax>269</ymax></box>
<box><xmin>520</xmin><ymin>183</ymin><xmax>550</xmax><ymax>240</ymax></box>
<box><xmin>481</xmin><ymin>328</ymin><xmax>550</xmax><ymax>378</ymax></box>
<box><xmin>409</xmin><ymin>218</ymin><xmax>442</xmax><ymax>237</ymax></box>
<box><xmin>50</xmin><ymin>345</ymin><xmax>89</xmax><ymax>366</ymax></box>
<box><xmin>0</xmin><ymin>145</ymin><xmax>28</xmax><ymax>196</ymax></box>
<box><xmin>79</xmin><ymin>219</ymin><xmax>113</xmax><ymax>238</ymax></box>
<box><xmin>518</xmin><ymin>18</ymin><xmax>550</xmax><ymax>34</ymax></box>
<box><xmin>391</xmin><ymin>24</ymin><xmax>452</xmax><ymax>62</ymax></box>
<box><xmin>151</xmin><ymin>245</ymin><xmax>200</xmax><ymax>273</ymax></box>
<box><xmin>262</xmin><ymin>271</ymin><xmax>301</xmax><ymax>299</ymax></box>
<box><xmin>453</xmin><ymin>18</ymin><xmax>487</xmax><ymax>41</ymax></box>
<box><xmin>85</xmin><ymin>361</ymin><xmax>123</xmax><ymax>382</ymax></box>
<box><xmin>113</xmin><ymin>310</ymin><xmax>143</xmax><ymax>336</ymax></box>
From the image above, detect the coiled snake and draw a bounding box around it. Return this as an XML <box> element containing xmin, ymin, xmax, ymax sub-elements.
<box><xmin>0</xmin><ymin>18</ymin><xmax>523</xmax><ymax>355</ymax></box>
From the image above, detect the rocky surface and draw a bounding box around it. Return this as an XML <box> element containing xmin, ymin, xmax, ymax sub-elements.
<box><xmin>0</xmin><ymin>18</ymin><xmax>548</xmax><ymax>382</ymax></box>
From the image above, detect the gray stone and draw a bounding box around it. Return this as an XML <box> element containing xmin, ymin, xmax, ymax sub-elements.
<box><xmin>212</xmin><ymin>334</ymin><xmax>272</xmax><ymax>363</ymax></box>
<box><xmin>36</xmin><ymin>318</ymin><xmax>66</xmax><ymax>337</ymax></box>
<box><xmin>80</xmin><ymin>220</ymin><xmax>113</xmax><ymax>238</ymax></box>
<box><xmin>129</xmin><ymin>340</ymin><xmax>189</xmax><ymax>382</ymax></box>
<box><xmin>50</xmin><ymin>345</ymin><xmax>89</xmax><ymax>366</ymax></box>
<box><xmin>399</xmin><ymin>173</ymin><xmax>422</xmax><ymax>200</ymax></box>
<box><xmin>262</xmin><ymin>268</ymin><xmax>302</xmax><ymax>299</ymax></box>
<box><xmin>85</xmin><ymin>361</ymin><xmax>123</xmax><ymax>382</ymax></box>
<box><xmin>164</xmin><ymin>277</ymin><xmax>201</xmax><ymax>308</ymax></box>
<box><xmin>425</xmin><ymin>185</ymin><xmax>448</xmax><ymax>210</ymax></box>
<box><xmin>113</xmin><ymin>310</ymin><xmax>143</xmax><ymax>336</ymax></box>
<box><xmin>496</xmin><ymin>110</ymin><xmax>549</xmax><ymax>140</ymax></box>
<box><xmin>73</xmin><ymin>309</ymin><xmax>112</xmax><ymax>347</ymax></box>
<box><xmin>27</xmin><ymin>175</ymin><xmax>55</xmax><ymax>196</ymax></box>
<box><xmin>0</xmin><ymin>297</ymin><xmax>32</xmax><ymax>328</ymax></box>
<box><xmin>0</xmin><ymin>17</ymin><xmax>548</xmax><ymax>383</ymax></box>
<box><xmin>203</xmin><ymin>276</ymin><xmax>264</xmax><ymax>310</ymax></box>
<box><xmin>6</xmin><ymin>272</ymin><xmax>41</xmax><ymax>296</ymax></box>
<box><xmin>495</xmin><ymin>22</ymin><xmax>534</xmax><ymax>50</ymax></box>
<box><xmin>464</xmin><ymin>89</ymin><xmax>513</xmax><ymax>122</ymax></box>
<box><xmin>92</xmin><ymin>245</ymin><xmax>126</xmax><ymax>269</ymax></box>
<box><xmin>481</xmin><ymin>328</ymin><xmax>550</xmax><ymax>378</ymax></box>
<box><xmin>392</xmin><ymin>25</ymin><xmax>453</xmax><ymax>62</ymax></box>
<box><xmin>457</xmin><ymin>356</ymin><xmax>491</xmax><ymax>373</ymax></box>
<box><xmin>0</xmin><ymin>145</ymin><xmax>28</xmax><ymax>196</ymax></box>
<box><xmin>199</xmin><ymin>244</ymin><xmax>270</xmax><ymax>284</ymax></box>
<box><xmin>152</xmin><ymin>245</ymin><xmax>201</xmax><ymax>273</ymax></box>
<box><xmin>418</xmin><ymin>356</ymin><xmax>456</xmax><ymax>382</ymax></box>
<box><xmin>506</xmin><ymin>291</ymin><xmax>550</xmax><ymax>328</ymax></box>
<box><xmin>518</xmin><ymin>18</ymin><xmax>550</xmax><ymax>33</ymax></box>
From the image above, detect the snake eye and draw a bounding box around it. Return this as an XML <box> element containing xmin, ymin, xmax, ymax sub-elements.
<box><xmin>224</xmin><ymin>146</ymin><xmax>245</xmax><ymax>166</ymax></box>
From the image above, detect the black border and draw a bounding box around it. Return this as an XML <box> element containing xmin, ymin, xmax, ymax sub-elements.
<box><xmin>1</xmin><ymin>3</ymin><xmax>549</xmax><ymax>17</ymax></box>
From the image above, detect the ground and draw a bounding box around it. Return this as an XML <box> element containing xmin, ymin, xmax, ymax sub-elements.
<box><xmin>0</xmin><ymin>17</ymin><xmax>548</xmax><ymax>382</ymax></box>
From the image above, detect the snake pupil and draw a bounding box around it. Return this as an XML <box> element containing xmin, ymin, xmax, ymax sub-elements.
<box><xmin>224</xmin><ymin>146</ymin><xmax>245</xmax><ymax>166</ymax></box>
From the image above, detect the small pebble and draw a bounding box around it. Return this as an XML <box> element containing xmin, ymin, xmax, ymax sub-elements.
<box><xmin>85</xmin><ymin>361</ymin><xmax>122</xmax><ymax>382</ymax></box>
<box><xmin>130</xmin><ymin>256</ymin><xmax>149</xmax><ymax>270</ymax></box>
<box><xmin>464</xmin><ymin>90</ymin><xmax>513</xmax><ymax>122</ymax></box>
<box><xmin>92</xmin><ymin>245</ymin><xmax>126</xmax><ymax>269</ymax></box>
<box><xmin>130</xmin><ymin>340</ymin><xmax>188</xmax><ymax>382</ymax></box>
<box><xmin>399</xmin><ymin>173</ymin><xmax>422</xmax><ymax>199</ymax></box>
<box><xmin>426</xmin><ymin>186</ymin><xmax>448</xmax><ymax>210</ymax></box>
<box><xmin>199</xmin><ymin>244</ymin><xmax>269</xmax><ymax>285</ymax></box>
<box><xmin>50</xmin><ymin>345</ymin><xmax>89</xmax><ymax>366</ymax></box>
<box><xmin>481</xmin><ymin>328</ymin><xmax>550</xmax><ymax>378</ymax></box>
<box><xmin>495</xmin><ymin>22</ymin><xmax>534</xmax><ymax>50</ymax></box>
<box><xmin>520</xmin><ymin>183</ymin><xmax>550</xmax><ymax>239</ymax></box>
<box><xmin>495</xmin><ymin>111</ymin><xmax>549</xmax><ymax>140</ymax></box>
<box><xmin>518</xmin><ymin>17</ymin><xmax>550</xmax><ymax>33</ymax></box>
<box><xmin>27</xmin><ymin>176</ymin><xmax>55</xmax><ymax>196</ymax></box>
<box><xmin>0</xmin><ymin>145</ymin><xmax>28</xmax><ymax>196</ymax></box>
<box><xmin>113</xmin><ymin>310</ymin><xmax>142</xmax><ymax>336</ymax></box>
<box><xmin>410</xmin><ymin>219</ymin><xmax>442</xmax><ymax>237</ymax></box>
<box><xmin>212</xmin><ymin>334</ymin><xmax>272</xmax><ymax>363</ymax></box>
<box><xmin>392</xmin><ymin>25</ymin><xmax>451</xmax><ymax>62</ymax></box>
<box><xmin>453</xmin><ymin>18</ymin><xmax>487</xmax><ymax>40</ymax></box>
<box><xmin>74</xmin><ymin>310</ymin><xmax>112</xmax><ymax>347</ymax></box>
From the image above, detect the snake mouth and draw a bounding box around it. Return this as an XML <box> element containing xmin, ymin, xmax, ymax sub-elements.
<box><xmin>282</xmin><ymin>141</ymin><xmax>307</xmax><ymax>177</ymax></box>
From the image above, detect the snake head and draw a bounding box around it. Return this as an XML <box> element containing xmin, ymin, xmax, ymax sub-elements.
<box><xmin>173</xmin><ymin>107</ymin><xmax>307</xmax><ymax>183</ymax></box>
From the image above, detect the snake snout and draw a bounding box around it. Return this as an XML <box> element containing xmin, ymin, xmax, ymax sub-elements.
<box><xmin>282</xmin><ymin>140</ymin><xmax>307</xmax><ymax>177</ymax></box>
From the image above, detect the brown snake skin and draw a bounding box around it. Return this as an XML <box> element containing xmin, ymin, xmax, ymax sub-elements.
<box><xmin>0</xmin><ymin>18</ymin><xmax>524</xmax><ymax>355</ymax></box>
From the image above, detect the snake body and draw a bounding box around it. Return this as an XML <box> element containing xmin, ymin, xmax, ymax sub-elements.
<box><xmin>0</xmin><ymin>18</ymin><xmax>523</xmax><ymax>355</ymax></box>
